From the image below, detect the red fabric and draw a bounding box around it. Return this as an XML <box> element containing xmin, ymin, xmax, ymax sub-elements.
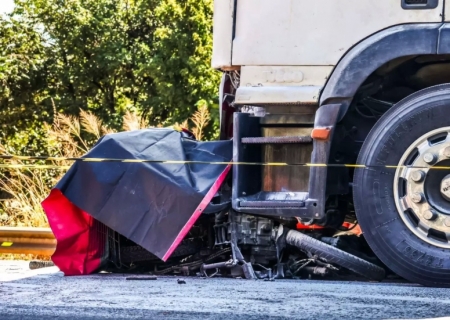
<box><xmin>42</xmin><ymin>189</ymin><xmax>105</xmax><ymax>275</ymax></box>
<box><xmin>162</xmin><ymin>164</ymin><xmax>231</xmax><ymax>261</ymax></box>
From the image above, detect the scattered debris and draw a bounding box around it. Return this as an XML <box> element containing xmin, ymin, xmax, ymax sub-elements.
<box><xmin>126</xmin><ymin>276</ymin><xmax>157</xmax><ymax>281</ymax></box>
<box><xmin>99</xmin><ymin>215</ymin><xmax>384</xmax><ymax>282</ymax></box>
<box><xmin>29</xmin><ymin>260</ymin><xmax>55</xmax><ymax>270</ymax></box>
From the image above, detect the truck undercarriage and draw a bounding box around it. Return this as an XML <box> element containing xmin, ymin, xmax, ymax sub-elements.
<box><xmin>105</xmin><ymin>211</ymin><xmax>385</xmax><ymax>281</ymax></box>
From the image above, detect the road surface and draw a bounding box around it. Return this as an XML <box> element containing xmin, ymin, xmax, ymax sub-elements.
<box><xmin>0</xmin><ymin>261</ymin><xmax>449</xmax><ymax>320</ymax></box>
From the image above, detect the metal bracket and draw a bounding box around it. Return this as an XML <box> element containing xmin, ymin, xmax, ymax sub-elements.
<box><xmin>229</xmin><ymin>211</ymin><xmax>257</xmax><ymax>279</ymax></box>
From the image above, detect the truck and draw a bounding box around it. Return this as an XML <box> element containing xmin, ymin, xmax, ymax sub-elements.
<box><xmin>211</xmin><ymin>0</ymin><xmax>450</xmax><ymax>286</ymax></box>
<box><xmin>41</xmin><ymin>0</ymin><xmax>450</xmax><ymax>287</ymax></box>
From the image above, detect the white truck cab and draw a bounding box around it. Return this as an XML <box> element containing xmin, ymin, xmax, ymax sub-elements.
<box><xmin>213</xmin><ymin>0</ymin><xmax>444</xmax><ymax>105</ymax></box>
<box><xmin>212</xmin><ymin>0</ymin><xmax>450</xmax><ymax>287</ymax></box>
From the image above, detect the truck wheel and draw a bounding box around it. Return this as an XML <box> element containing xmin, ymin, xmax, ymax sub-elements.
<box><xmin>353</xmin><ymin>84</ymin><xmax>450</xmax><ymax>287</ymax></box>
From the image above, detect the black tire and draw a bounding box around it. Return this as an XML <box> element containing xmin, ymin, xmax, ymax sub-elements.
<box><xmin>286</xmin><ymin>229</ymin><xmax>385</xmax><ymax>281</ymax></box>
<box><xmin>354</xmin><ymin>84</ymin><xmax>450</xmax><ymax>287</ymax></box>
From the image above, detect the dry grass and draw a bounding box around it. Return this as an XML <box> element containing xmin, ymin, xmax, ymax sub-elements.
<box><xmin>0</xmin><ymin>110</ymin><xmax>103</xmax><ymax>229</ymax></box>
<box><xmin>0</xmin><ymin>169</ymin><xmax>53</xmax><ymax>228</ymax></box>
<box><xmin>0</xmin><ymin>106</ymin><xmax>211</xmax><ymax>259</ymax></box>
<box><xmin>174</xmin><ymin>104</ymin><xmax>211</xmax><ymax>140</ymax></box>
<box><xmin>122</xmin><ymin>110</ymin><xmax>149</xmax><ymax>131</ymax></box>
<box><xmin>190</xmin><ymin>104</ymin><xmax>210</xmax><ymax>141</ymax></box>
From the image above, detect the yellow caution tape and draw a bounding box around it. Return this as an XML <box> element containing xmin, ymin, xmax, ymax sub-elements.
<box><xmin>0</xmin><ymin>154</ymin><xmax>448</xmax><ymax>170</ymax></box>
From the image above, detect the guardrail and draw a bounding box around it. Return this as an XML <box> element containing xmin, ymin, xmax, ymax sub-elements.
<box><xmin>0</xmin><ymin>227</ymin><xmax>56</xmax><ymax>255</ymax></box>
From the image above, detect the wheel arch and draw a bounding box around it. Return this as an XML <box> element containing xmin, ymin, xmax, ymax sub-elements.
<box><xmin>319</xmin><ymin>23</ymin><xmax>445</xmax><ymax>119</ymax></box>
<box><xmin>319</xmin><ymin>23</ymin><xmax>450</xmax><ymax>201</ymax></box>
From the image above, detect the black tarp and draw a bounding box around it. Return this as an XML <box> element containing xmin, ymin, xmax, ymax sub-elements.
<box><xmin>47</xmin><ymin>128</ymin><xmax>232</xmax><ymax>262</ymax></box>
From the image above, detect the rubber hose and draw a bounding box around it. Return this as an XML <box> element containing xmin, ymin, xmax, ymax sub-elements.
<box><xmin>285</xmin><ymin>228</ymin><xmax>385</xmax><ymax>281</ymax></box>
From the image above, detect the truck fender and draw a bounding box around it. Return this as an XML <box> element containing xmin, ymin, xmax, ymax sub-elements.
<box><xmin>319</xmin><ymin>23</ymin><xmax>442</xmax><ymax>120</ymax></box>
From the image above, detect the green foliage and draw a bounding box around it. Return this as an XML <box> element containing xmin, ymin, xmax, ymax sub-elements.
<box><xmin>0</xmin><ymin>0</ymin><xmax>220</xmax><ymax>155</ymax></box>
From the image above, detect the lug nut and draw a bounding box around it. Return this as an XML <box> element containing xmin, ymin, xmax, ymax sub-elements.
<box><xmin>411</xmin><ymin>170</ymin><xmax>426</xmax><ymax>182</ymax></box>
<box><xmin>423</xmin><ymin>210</ymin><xmax>436</xmax><ymax>221</ymax></box>
<box><xmin>445</xmin><ymin>217</ymin><xmax>450</xmax><ymax>228</ymax></box>
<box><xmin>444</xmin><ymin>146</ymin><xmax>450</xmax><ymax>158</ymax></box>
<box><xmin>411</xmin><ymin>192</ymin><xmax>424</xmax><ymax>204</ymax></box>
<box><xmin>441</xmin><ymin>174</ymin><xmax>450</xmax><ymax>202</ymax></box>
<box><xmin>423</xmin><ymin>153</ymin><xmax>437</xmax><ymax>165</ymax></box>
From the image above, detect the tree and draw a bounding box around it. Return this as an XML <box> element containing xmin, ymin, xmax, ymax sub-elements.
<box><xmin>0</xmin><ymin>0</ymin><xmax>220</xmax><ymax>154</ymax></box>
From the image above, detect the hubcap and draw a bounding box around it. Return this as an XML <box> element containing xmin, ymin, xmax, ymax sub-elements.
<box><xmin>440</xmin><ymin>174</ymin><xmax>450</xmax><ymax>201</ymax></box>
<box><xmin>394</xmin><ymin>127</ymin><xmax>450</xmax><ymax>248</ymax></box>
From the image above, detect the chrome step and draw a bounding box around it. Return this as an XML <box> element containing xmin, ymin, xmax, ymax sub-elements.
<box><xmin>238</xmin><ymin>191</ymin><xmax>307</xmax><ymax>208</ymax></box>
<box><xmin>241</xmin><ymin>136</ymin><xmax>312</xmax><ymax>144</ymax></box>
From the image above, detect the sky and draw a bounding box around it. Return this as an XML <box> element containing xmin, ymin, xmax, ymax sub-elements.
<box><xmin>1</xmin><ymin>0</ymin><xmax>15</xmax><ymax>14</ymax></box>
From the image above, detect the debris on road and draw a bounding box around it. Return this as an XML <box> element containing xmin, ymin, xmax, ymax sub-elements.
<box><xmin>177</xmin><ymin>279</ymin><xmax>186</xmax><ymax>284</ymax></box>
<box><xmin>126</xmin><ymin>276</ymin><xmax>157</xmax><ymax>281</ymax></box>
<box><xmin>29</xmin><ymin>260</ymin><xmax>55</xmax><ymax>270</ymax></box>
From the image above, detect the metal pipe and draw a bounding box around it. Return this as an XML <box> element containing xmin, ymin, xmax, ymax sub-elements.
<box><xmin>201</xmin><ymin>261</ymin><xmax>231</xmax><ymax>271</ymax></box>
<box><xmin>0</xmin><ymin>227</ymin><xmax>56</xmax><ymax>256</ymax></box>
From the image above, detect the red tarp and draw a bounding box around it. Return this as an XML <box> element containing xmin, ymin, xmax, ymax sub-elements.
<box><xmin>42</xmin><ymin>189</ymin><xmax>107</xmax><ymax>275</ymax></box>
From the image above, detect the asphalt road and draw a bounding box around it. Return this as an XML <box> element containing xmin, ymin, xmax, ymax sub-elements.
<box><xmin>0</xmin><ymin>261</ymin><xmax>449</xmax><ymax>320</ymax></box>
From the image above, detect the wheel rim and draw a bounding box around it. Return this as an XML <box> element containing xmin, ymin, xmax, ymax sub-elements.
<box><xmin>394</xmin><ymin>127</ymin><xmax>450</xmax><ymax>248</ymax></box>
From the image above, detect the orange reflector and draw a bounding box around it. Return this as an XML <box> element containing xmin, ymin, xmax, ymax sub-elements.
<box><xmin>311</xmin><ymin>127</ymin><xmax>331</xmax><ymax>140</ymax></box>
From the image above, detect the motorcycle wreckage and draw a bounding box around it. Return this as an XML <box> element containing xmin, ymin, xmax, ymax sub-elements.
<box><xmin>42</xmin><ymin>128</ymin><xmax>385</xmax><ymax>281</ymax></box>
